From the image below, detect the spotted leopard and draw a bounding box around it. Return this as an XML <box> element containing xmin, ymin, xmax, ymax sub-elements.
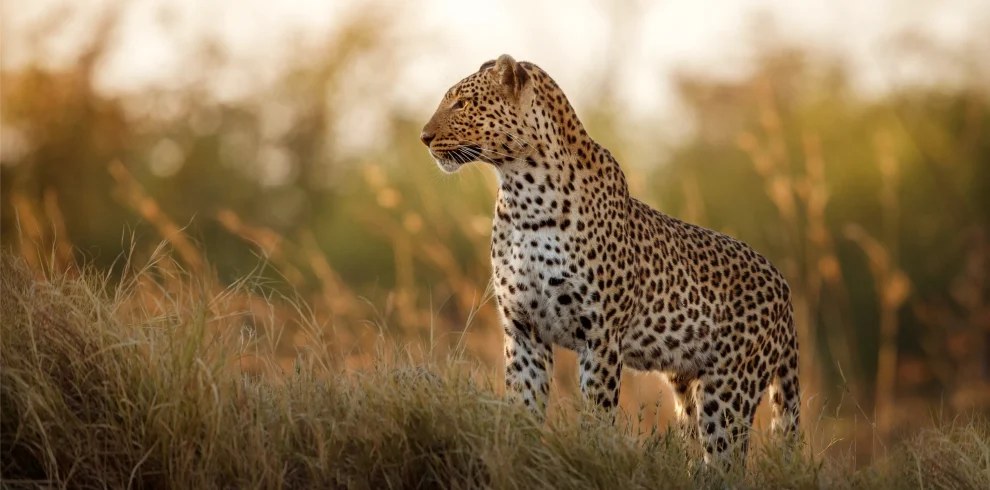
<box><xmin>420</xmin><ymin>54</ymin><xmax>800</xmax><ymax>465</ymax></box>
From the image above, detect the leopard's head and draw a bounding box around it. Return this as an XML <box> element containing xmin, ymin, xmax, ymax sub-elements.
<box><xmin>420</xmin><ymin>54</ymin><xmax>534</xmax><ymax>173</ymax></box>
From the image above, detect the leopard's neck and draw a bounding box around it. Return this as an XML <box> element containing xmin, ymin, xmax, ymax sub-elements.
<box><xmin>492</xmin><ymin>78</ymin><xmax>631</xmax><ymax>227</ymax></box>
<box><xmin>494</xmin><ymin>140</ymin><xmax>630</xmax><ymax>229</ymax></box>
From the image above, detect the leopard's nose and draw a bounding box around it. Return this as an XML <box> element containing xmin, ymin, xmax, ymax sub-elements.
<box><xmin>420</xmin><ymin>130</ymin><xmax>435</xmax><ymax>147</ymax></box>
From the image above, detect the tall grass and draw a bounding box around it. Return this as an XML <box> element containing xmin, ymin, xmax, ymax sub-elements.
<box><xmin>3</xmin><ymin>251</ymin><xmax>990</xmax><ymax>489</ymax></box>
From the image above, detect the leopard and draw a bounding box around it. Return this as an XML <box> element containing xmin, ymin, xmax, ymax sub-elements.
<box><xmin>420</xmin><ymin>54</ymin><xmax>800</xmax><ymax>466</ymax></box>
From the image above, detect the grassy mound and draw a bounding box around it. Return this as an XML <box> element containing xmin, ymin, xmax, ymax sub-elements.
<box><xmin>2</xmin><ymin>253</ymin><xmax>988</xmax><ymax>489</ymax></box>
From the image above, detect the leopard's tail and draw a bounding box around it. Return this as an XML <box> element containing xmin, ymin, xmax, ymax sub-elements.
<box><xmin>769</xmin><ymin>301</ymin><xmax>801</xmax><ymax>437</ymax></box>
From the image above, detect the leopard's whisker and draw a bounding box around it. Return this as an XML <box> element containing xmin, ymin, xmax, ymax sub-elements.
<box><xmin>494</xmin><ymin>128</ymin><xmax>531</xmax><ymax>150</ymax></box>
<box><xmin>453</xmin><ymin>143</ymin><xmax>515</xmax><ymax>163</ymax></box>
<box><xmin>479</xmin><ymin>148</ymin><xmax>516</xmax><ymax>160</ymax></box>
<box><xmin>453</xmin><ymin>144</ymin><xmax>485</xmax><ymax>164</ymax></box>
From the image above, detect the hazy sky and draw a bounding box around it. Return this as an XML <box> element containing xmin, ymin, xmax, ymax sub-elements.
<box><xmin>3</xmin><ymin>0</ymin><xmax>989</xmax><ymax>126</ymax></box>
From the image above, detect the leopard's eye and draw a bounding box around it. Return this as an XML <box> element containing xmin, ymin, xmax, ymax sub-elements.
<box><xmin>452</xmin><ymin>99</ymin><xmax>465</xmax><ymax>110</ymax></box>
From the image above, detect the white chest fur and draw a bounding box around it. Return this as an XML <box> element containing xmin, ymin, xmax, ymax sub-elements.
<box><xmin>494</xmin><ymin>224</ymin><xmax>587</xmax><ymax>350</ymax></box>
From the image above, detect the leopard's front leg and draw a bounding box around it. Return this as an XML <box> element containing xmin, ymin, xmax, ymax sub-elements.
<box><xmin>503</xmin><ymin>318</ymin><xmax>553</xmax><ymax>422</ymax></box>
<box><xmin>578</xmin><ymin>321</ymin><xmax>623</xmax><ymax>422</ymax></box>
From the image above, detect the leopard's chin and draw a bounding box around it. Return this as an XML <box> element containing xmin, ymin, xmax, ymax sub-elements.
<box><xmin>430</xmin><ymin>146</ymin><xmax>483</xmax><ymax>174</ymax></box>
<box><xmin>434</xmin><ymin>157</ymin><xmax>463</xmax><ymax>174</ymax></box>
<box><xmin>429</xmin><ymin>150</ymin><xmax>465</xmax><ymax>174</ymax></box>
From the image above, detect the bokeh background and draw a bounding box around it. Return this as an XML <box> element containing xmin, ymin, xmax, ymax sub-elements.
<box><xmin>3</xmin><ymin>0</ymin><xmax>989</xmax><ymax>462</ymax></box>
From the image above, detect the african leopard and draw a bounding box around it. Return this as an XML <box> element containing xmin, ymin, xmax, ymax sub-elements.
<box><xmin>420</xmin><ymin>54</ymin><xmax>800</xmax><ymax>465</ymax></box>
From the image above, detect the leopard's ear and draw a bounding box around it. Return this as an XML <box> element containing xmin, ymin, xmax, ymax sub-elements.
<box><xmin>492</xmin><ymin>54</ymin><xmax>529</xmax><ymax>98</ymax></box>
<box><xmin>478</xmin><ymin>59</ymin><xmax>496</xmax><ymax>72</ymax></box>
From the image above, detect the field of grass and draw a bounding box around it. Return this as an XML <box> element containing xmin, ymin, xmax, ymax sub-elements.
<box><xmin>2</xmin><ymin>251</ymin><xmax>989</xmax><ymax>490</ymax></box>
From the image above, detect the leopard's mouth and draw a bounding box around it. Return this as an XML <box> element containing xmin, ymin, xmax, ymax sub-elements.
<box><xmin>429</xmin><ymin>144</ymin><xmax>484</xmax><ymax>173</ymax></box>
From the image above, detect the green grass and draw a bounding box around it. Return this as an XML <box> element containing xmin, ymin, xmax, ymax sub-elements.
<box><xmin>2</xmin><ymin>252</ymin><xmax>989</xmax><ymax>489</ymax></box>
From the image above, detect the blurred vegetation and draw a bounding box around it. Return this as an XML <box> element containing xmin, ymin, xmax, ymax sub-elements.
<box><xmin>2</xmin><ymin>2</ymin><xmax>989</xmax><ymax>464</ymax></box>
